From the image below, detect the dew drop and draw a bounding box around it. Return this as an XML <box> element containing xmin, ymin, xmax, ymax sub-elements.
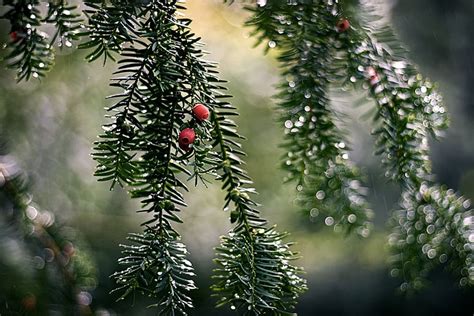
<box><xmin>462</xmin><ymin>200</ymin><xmax>471</xmax><ymax>209</ymax></box>
<box><xmin>268</xmin><ymin>40</ymin><xmax>276</xmax><ymax>48</ymax></box>
<box><xmin>325</xmin><ymin>216</ymin><xmax>334</xmax><ymax>226</ymax></box>
<box><xmin>427</xmin><ymin>249</ymin><xmax>437</xmax><ymax>259</ymax></box>
<box><xmin>316</xmin><ymin>190</ymin><xmax>325</xmax><ymax>200</ymax></box>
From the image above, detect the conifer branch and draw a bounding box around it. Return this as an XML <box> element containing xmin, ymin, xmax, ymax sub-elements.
<box><xmin>234</xmin><ymin>0</ymin><xmax>373</xmax><ymax>237</ymax></box>
<box><xmin>89</xmin><ymin>2</ymin><xmax>198</xmax><ymax>314</ymax></box>
<box><xmin>79</xmin><ymin>0</ymin><xmax>139</xmax><ymax>63</ymax></box>
<box><xmin>86</xmin><ymin>0</ymin><xmax>307</xmax><ymax>313</ymax></box>
<box><xmin>0</xmin><ymin>154</ymin><xmax>96</xmax><ymax>314</ymax></box>
<box><xmin>338</xmin><ymin>0</ymin><xmax>473</xmax><ymax>291</ymax></box>
<box><xmin>230</xmin><ymin>0</ymin><xmax>473</xmax><ymax>293</ymax></box>
<box><xmin>1</xmin><ymin>0</ymin><xmax>82</xmax><ymax>81</ymax></box>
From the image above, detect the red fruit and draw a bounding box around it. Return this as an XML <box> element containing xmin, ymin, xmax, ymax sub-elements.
<box><xmin>369</xmin><ymin>74</ymin><xmax>379</xmax><ymax>86</ymax></box>
<box><xmin>366</xmin><ymin>67</ymin><xmax>379</xmax><ymax>86</ymax></box>
<box><xmin>9</xmin><ymin>31</ymin><xmax>18</xmax><ymax>42</ymax></box>
<box><xmin>337</xmin><ymin>19</ymin><xmax>350</xmax><ymax>33</ymax></box>
<box><xmin>178</xmin><ymin>128</ymin><xmax>196</xmax><ymax>150</ymax></box>
<box><xmin>192</xmin><ymin>103</ymin><xmax>210</xmax><ymax>122</ymax></box>
<box><xmin>22</xmin><ymin>294</ymin><xmax>37</xmax><ymax>311</ymax></box>
<box><xmin>179</xmin><ymin>142</ymin><xmax>190</xmax><ymax>151</ymax></box>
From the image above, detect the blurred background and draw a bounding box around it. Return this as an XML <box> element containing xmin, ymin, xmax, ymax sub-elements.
<box><xmin>0</xmin><ymin>0</ymin><xmax>473</xmax><ymax>315</ymax></box>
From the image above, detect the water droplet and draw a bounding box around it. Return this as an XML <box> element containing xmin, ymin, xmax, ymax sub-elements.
<box><xmin>288</xmin><ymin>81</ymin><xmax>296</xmax><ymax>88</ymax></box>
<box><xmin>427</xmin><ymin>249</ymin><xmax>437</xmax><ymax>259</ymax></box>
<box><xmin>26</xmin><ymin>206</ymin><xmax>38</xmax><ymax>220</ymax></box>
<box><xmin>284</xmin><ymin>120</ymin><xmax>293</xmax><ymax>128</ymax></box>
<box><xmin>316</xmin><ymin>190</ymin><xmax>325</xmax><ymax>200</ymax></box>
<box><xmin>348</xmin><ymin>214</ymin><xmax>357</xmax><ymax>223</ymax></box>
<box><xmin>325</xmin><ymin>216</ymin><xmax>334</xmax><ymax>226</ymax></box>
<box><xmin>268</xmin><ymin>40</ymin><xmax>276</xmax><ymax>48</ymax></box>
<box><xmin>462</xmin><ymin>200</ymin><xmax>471</xmax><ymax>209</ymax></box>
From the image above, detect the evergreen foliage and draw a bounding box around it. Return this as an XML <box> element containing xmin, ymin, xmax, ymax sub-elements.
<box><xmin>81</xmin><ymin>0</ymin><xmax>306</xmax><ymax>314</ymax></box>
<box><xmin>0</xmin><ymin>154</ymin><xmax>96</xmax><ymax>314</ymax></box>
<box><xmin>2</xmin><ymin>0</ymin><xmax>82</xmax><ymax>81</ymax></box>
<box><xmin>241</xmin><ymin>0</ymin><xmax>374</xmax><ymax>237</ymax></box>
<box><xmin>234</xmin><ymin>0</ymin><xmax>473</xmax><ymax>293</ymax></box>
<box><xmin>1</xmin><ymin>0</ymin><xmax>473</xmax><ymax>314</ymax></box>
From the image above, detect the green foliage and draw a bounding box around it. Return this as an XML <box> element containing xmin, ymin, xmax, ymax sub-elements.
<box><xmin>79</xmin><ymin>0</ymin><xmax>138</xmax><ymax>63</ymax></box>
<box><xmin>2</xmin><ymin>0</ymin><xmax>472</xmax><ymax>314</ymax></box>
<box><xmin>83</xmin><ymin>0</ymin><xmax>306</xmax><ymax>314</ymax></box>
<box><xmin>389</xmin><ymin>184</ymin><xmax>473</xmax><ymax>292</ymax></box>
<box><xmin>0</xmin><ymin>154</ymin><xmax>96</xmax><ymax>314</ymax></box>
<box><xmin>233</xmin><ymin>0</ymin><xmax>473</xmax><ymax>293</ymax></box>
<box><xmin>1</xmin><ymin>0</ymin><xmax>82</xmax><ymax>81</ymax></box>
<box><xmin>213</xmin><ymin>227</ymin><xmax>306</xmax><ymax>315</ymax></box>
<box><xmin>240</xmin><ymin>0</ymin><xmax>374</xmax><ymax>237</ymax></box>
<box><xmin>338</xmin><ymin>0</ymin><xmax>472</xmax><ymax>291</ymax></box>
<box><xmin>85</xmin><ymin>1</ymin><xmax>198</xmax><ymax>313</ymax></box>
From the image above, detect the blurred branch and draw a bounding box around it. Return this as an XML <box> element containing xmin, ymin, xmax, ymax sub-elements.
<box><xmin>0</xmin><ymin>154</ymin><xmax>96</xmax><ymax>314</ymax></box>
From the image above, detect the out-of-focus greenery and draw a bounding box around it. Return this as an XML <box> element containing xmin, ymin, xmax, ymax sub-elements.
<box><xmin>0</xmin><ymin>0</ymin><xmax>473</xmax><ymax>315</ymax></box>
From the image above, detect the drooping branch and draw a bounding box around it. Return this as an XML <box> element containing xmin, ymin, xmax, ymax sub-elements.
<box><xmin>232</xmin><ymin>1</ymin><xmax>374</xmax><ymax>237</ymax></box>
<box><xmin>2</xmin><ymin>0</ymin><xmax>82</xmax><ymax>81</ymax></box>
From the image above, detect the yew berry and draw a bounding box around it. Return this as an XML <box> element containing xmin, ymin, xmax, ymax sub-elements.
<box><xmin>337</xmin><ymin>19</ymin><xmax>350</xmax><ymax>33</ymax></box>
<box><xmin>178</xmin><ymin>128</ymin><xmax>196</xmax><ymax>151</ymax></box>
<box><xmin>9</xmin><ymin>31</ymin><xmax>18</xmax><ymax>42</ymax></box>
<box><xmin>192</xmin><ymin>103</ymin><xmax>210</xmax><ymax>122</ymax></box>
<box><xmin>366</xmin><ymin>66</ymin><xmax>379</xmax><ymax>86</ymax></box>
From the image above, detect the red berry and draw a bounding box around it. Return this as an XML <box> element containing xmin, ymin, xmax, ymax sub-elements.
<box><xmin>179</xmin><ymin>142</ymin><xmax>190</xmax><ymax>151</ymax></box>
<box><xmin>337</xmin><ymin>19</ymin><xmax>350</xmax><ymax>33</ymax></box>
<box><xmin>178</xmin><ymin>128</ymin><xmax>196</xmax><ymax>150</ymax></box>
<box><xmin>369</xmin><ymin>74</ymin><xmax>379</xmax><ymax>86</ymax></box>
<box><xmin>22</xmin><ymin>294</ymin><xmax>36</xmax><ymax>311</ymax></box>
<box><xmin>192</xmin><ymin>103</ymin><xmax>210</xmax><ymax>122</ymax></box>
<box><xmin>9</xmin><ymin>31</ymin><xmax>18</xmax><ymax>42</ymax></box>
<box><xmin>366</xmin><ymin>67</ymin><xmax>379</xmax><ymax>86</ymax></box>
